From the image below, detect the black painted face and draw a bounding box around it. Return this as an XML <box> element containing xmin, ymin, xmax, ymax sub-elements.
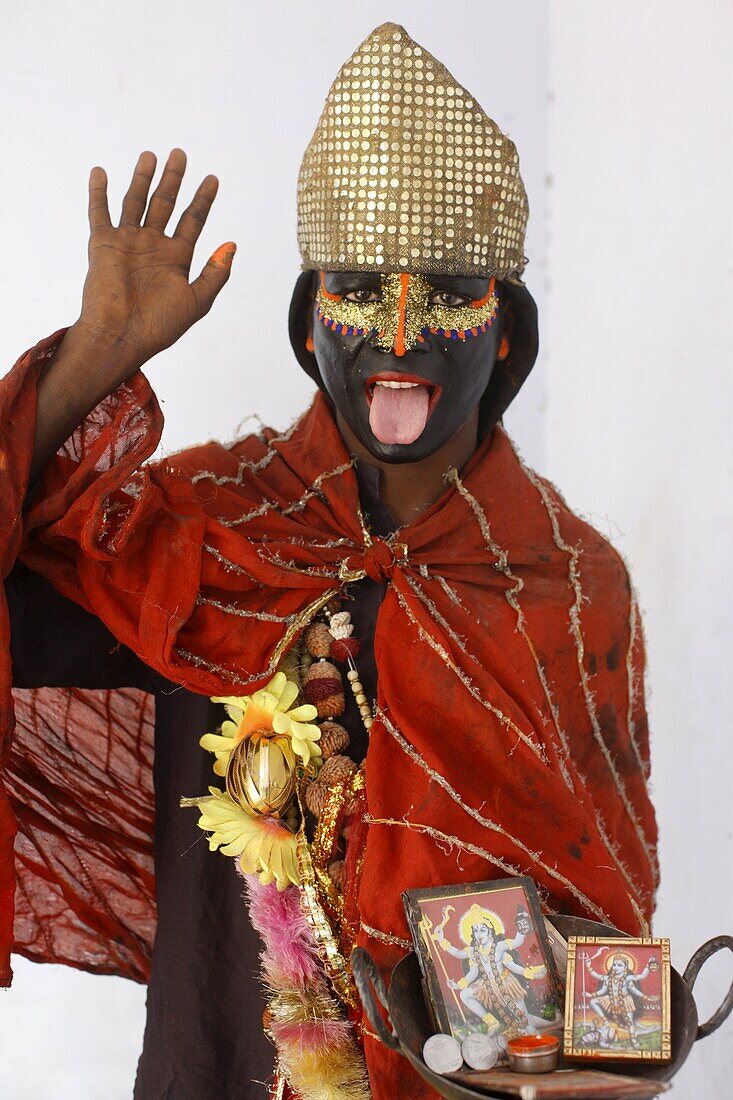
<box><xmin>311</xmin><ymin>270</ymin><xmax>505</xmax><ymax>463</ymax></box>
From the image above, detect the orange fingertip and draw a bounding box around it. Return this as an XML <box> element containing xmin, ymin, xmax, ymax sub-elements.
<box><xmin>211</xmin><ymin>242</ymin><xmax>237</xmax><ymax>268</ymax></box>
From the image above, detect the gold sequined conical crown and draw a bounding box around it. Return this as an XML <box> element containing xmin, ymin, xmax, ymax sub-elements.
<box><xmin>297</xmin><ymin>23</ymin><xmax>528</xmax><ymax>280</ymax></box>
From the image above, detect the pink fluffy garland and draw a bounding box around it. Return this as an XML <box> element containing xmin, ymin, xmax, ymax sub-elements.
<box><xmin>244</xmin><ymin>871</ymin><xmax>322</xmax><ymax>987</ymax></box>
<box><xmin>242</xmin><ymin>873</ymin><xmax>370</xmax><ymax>1100</ymax></box>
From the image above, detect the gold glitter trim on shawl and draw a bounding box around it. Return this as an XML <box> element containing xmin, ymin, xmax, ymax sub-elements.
<box><xmin>519</xmin><ymin>461</ymin><xmax>658</xmax><ymax>891</ymax></box>
<box><xmin>364</xmin><ymin>813</ymin><xmax>523</xmax><ymax>882</ymax></box>
<box><xmin>195</xmin><ymin>594</ymin><xmax>290</xmax><ymax>624</ymax></box>
<box><xmin>219</xmin><ymin>461</ymin><xmax>354</xmax><ymax>529</ymax></box>
<box><xmin>445</xmin><ymin>465</ymin><xmax>577</xmax><ymax>793</ymax></box>
<box><xmin>434</xmin><ymin>571</ymin><xmax>472</xmax><ymax>614</ymax></box>
<box><xmin>190</xmin><ymin>414</ymin><xmax>307</xmax><ymax>487</ymax></box>
<box><xmin>175</xmin><ymin>646</ymin><xmax>285</xmax><ymax>689</ymax></box>
<box><xmin>626</xmin><ymin>591</ymin><xmax>650</xmax><ymax>780</ymax></box>
<box><xmin>360</xmin><ymin>922</ymin><xmax>412</xmax><ymax>951</ymax></box>
<box><xmin>375</xmin><ymin>706</ymin><xmax>614</xmax><ymax>925</ymax></box>
<box><xmin>202</xmin><ymin>542</ymin><xmax>259</xmax><ymax>579</ymax></box>
<box><xmin>255</xmin><ymin>548</ymin><xmax>343</xmax><ymax>581</ymax></box>
<box><xmin>174</xmin><ymin>585</ymin><xmax>341</xmax><ymax>690</ymax></box>
<box><xmin>298</xmin><ymin>23</ymin><xmax>528</xmax><ymax>279</ymax></box>
<box><xmin>206</xmin><ymin>532</ymin><xmax>358</xmax><ymax>584</ymax></box>
<box><xmin>270</xmin><ymin>587</ymin><xmax>342</xmax><ymax>670</ymax></box>
<box><xmin>401</xmin><ymin>570</ymin><xmax>470</xmax><ymax>658</ymax></box>
<box><xmin>393</xmin><ymin>586</ymin><xmax>548</xmax><ymax>764</ymax></box>
<box><xmin>438</xmin><ymin>457</ymin><xmax>653</xmax><ymax>920</ymax></box>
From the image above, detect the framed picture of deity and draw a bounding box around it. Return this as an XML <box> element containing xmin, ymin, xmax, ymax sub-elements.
<box><xmin>402</xmin><ymin>876</ymin><xmax>564</xmax><ymax>1045</ymax></box>
<box><xmin>563</xmin><ymin>937</ymin><xmax>671</xmax><ymax>1062</ymax></box>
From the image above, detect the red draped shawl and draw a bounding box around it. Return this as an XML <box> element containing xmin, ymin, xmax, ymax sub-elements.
<box><xmin>0</xmin><ymin>335</ymin><xmax>657</xmax><ymax>1097</ymax></box>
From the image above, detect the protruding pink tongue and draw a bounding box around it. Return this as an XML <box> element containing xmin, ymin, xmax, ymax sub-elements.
<box><xmin>369</xmin><ymin>384</ymin><xmax>430</xmax><ymax>445</ymax></box>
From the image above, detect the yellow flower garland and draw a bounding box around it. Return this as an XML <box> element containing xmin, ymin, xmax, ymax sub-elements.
<box><xmin>201</xmin><ymin>672</ymin><xmax>321</xmax><ymax>774</ymax></box>
<box><xmin>197</xmin><ymin>786</ymin><xmax>300</xmax><ymax>890</ymax></box>
<box><xmin>191</xmin><ymin>672</ymin><xmax>320</xmax><ymax>890</ymax></box>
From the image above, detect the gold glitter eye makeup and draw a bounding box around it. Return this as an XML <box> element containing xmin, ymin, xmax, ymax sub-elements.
<box><xmin>316</xmin><ymin>272</ymin><xmax>499</xmax><ymax>356</ymax></box>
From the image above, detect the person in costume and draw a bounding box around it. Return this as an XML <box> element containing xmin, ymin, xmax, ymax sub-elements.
<box><xmin>0</xmin><ymin>23</ymin><xmax>658</xmax><ymax>1100</ymax></box>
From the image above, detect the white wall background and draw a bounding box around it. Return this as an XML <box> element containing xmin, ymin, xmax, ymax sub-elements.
<box><xmin>0</xmin><ymin>1</ymin><xmax>730</xmax><ymax>1097</ymax></box>
<box><xmin>543</xmin><ymin>3</ymin><xmax>733</xmax><ymax>1095</ymax></box>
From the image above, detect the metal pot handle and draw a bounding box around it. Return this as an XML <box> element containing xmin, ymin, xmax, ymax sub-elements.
<box><xmin>351</xmin><ymin>947</ymin><xmax>401</xmax><ymax>1051</ymax></box>
<box><xmin>682</xmin><ymin>934</ymin><xmax>733</xmax><ymax>1041</ymax></box>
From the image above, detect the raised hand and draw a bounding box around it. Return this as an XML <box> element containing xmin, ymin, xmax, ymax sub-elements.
<box><xmin>78</xmin><ymin>148</ymin><xmax>234</xmax><ymax>383</ymax></box>
<box><xmin>30</xmin><ymin>149</ymin><xmax>235</xmax><ymax>481</ymax></box>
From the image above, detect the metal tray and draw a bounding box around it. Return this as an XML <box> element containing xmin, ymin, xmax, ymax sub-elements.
<box><xmin>352</xmin><ymin>915</ymin><xmax>733</xmax><ymax>1100</ymax></box>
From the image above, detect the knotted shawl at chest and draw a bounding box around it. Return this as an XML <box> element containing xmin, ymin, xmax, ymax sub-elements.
<box><xmin>0</xmin><ymin>338</ymin><xmax>657</xmax><ymax>1093</ymax></box>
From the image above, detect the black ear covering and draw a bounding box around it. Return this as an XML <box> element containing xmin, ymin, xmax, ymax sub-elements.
<box><xmin>479</xmin><ymin>281</ymin><xmax>539</xmax><ymax>431</ymax></box>
<box><xmin>288</xmin><ymin>271</ymin><xmax>325</xmax><ymax>390</ymax></box>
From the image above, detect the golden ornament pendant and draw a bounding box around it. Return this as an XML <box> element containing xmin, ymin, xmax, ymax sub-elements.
<box><xmin>226</xmin><ymin>729</ymin><xmax>297</xmax><ymax>816</ymax></box>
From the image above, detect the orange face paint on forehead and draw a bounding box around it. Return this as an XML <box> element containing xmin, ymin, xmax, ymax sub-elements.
<box><xmin>315</xmin><ymin>271</ymin><xmax>499</xmax><ymax>356</ymax></box>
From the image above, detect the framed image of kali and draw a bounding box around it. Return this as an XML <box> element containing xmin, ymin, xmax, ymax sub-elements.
<box><xmin>403</xmin><ymin>877</ymin><xmax>564</xmax><ymax>1045</ymax></box>
<box><xmin>564</xmin><ymin>938</ymin><xmax>671</xmax><ymax>1063</ymax></box>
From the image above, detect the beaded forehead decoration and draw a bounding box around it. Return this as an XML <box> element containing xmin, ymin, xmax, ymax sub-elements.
<box><xmin>298</xmin><ymin>22</ymin><xmax>529</xmax><ymax>280</ymax></box>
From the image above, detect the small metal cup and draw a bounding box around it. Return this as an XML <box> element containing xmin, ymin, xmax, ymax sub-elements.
<box><xmin>507</xmin><ymin>1034</ymin><xmax>560</xmax><ymax>1074</ymax></box>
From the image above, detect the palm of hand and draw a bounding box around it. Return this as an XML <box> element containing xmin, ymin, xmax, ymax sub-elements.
<box><xmin>80</xmin><ymin>149</ymin><xmax>234</xmax><ymax>376</ymax></box>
